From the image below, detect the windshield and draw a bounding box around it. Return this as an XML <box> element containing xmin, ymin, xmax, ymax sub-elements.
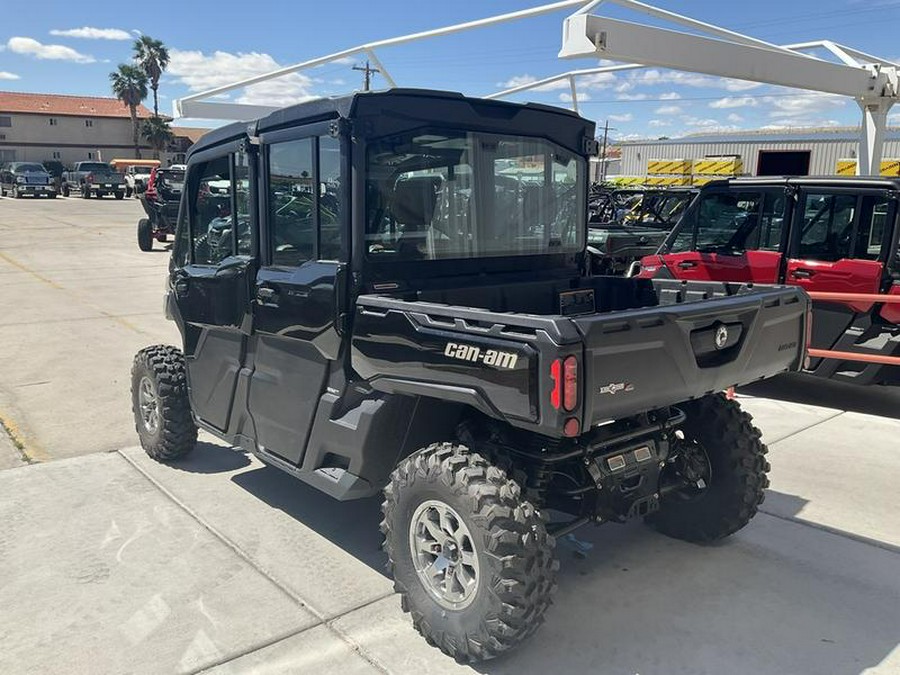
<box><xmin>625</xmin><ymin>192</ymin><xmax>694</xmax><ymax>229</ymax></box>
<box><xmin>15</xmin><ymin>163</ymin><xmax>45</xmax><ymax>173</ymax></box>
<box><xmin>365</xmin><ymin>129</ymin><xmax>584</xmax><ymax>260</ymax></box>
<box><xmin>80</xmin><ymin>162</ymin><xmax>112</xmax><ymax>173</ymax></box>
<box><xmin>133</xmin><ymin>167</ymin><xmax>153</xmax><ymax>175</ymax></box>
<box><xmin>157</xmin><ymin>170</ymin><xmax>184</xmax><ymax>188</ymax></box>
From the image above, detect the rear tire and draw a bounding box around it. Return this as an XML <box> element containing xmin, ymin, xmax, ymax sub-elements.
<box><xmin>115</xmin><ymin>191</ymin><xmax>124</xmax><ymax>200</ymax></box>
<box><xmin>131</xmin><ymin>345</ymin><xmax>197</xmax><ymax>461</ymax></box>
<box><xmin>381</xmin><ymin>442</ymin><xmax>557</xmax><ymax>662</ymax></box>
<box><xmin>137</xmin><ymin>218</ymin><xmax>153</xmax><ymax>251</ymax></box>
<box><xmin>647</xmin><ymin>394</ymin><xmax>769</xmax><ymax>542</ymax></box>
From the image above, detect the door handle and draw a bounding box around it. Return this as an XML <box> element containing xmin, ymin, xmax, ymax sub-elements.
<box><xmin>792</xmin><ymin>269</ymin><xmax>815</xmax><ymax>279</ymax></box>
<box><xmin>256</xmin><ymin>286</ymin><xmax>279</xmax><ymax>305</ymax></box>
<box><xmin>678</xmin><ymin>260</ymin><xmax>698</xmax><ymax>269</ymax></box>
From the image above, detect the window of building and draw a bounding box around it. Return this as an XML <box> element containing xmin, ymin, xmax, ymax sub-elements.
<box><xmin>49</xmin><ymin>118</ymin><xmax>58</xmax><ymax>126</ymax></box>
<box><xmin>0</xmin><ymin>116</ymin><xmax>11</xmax><ymax>127</ymax></box>
<box><xmin>268</xmin><ymin>138</ymin><xmax>315</xmax><ymax>267</ymax></box>
<box><xmin>85</xmin><ymin>120</ymin><xmax>93</xmax><ymax>128</ymax></box>
<box><xmin>0</xmin><ymin>134</ymin><xmax>6</xmax><ymax>141</ymax></box>
<box><xmin>52</xmin><ymin>151</ymin><xmax>61</xmax><ymax>160</ymax></box>
<box><xmin>0</xmin><ymin>149</ymin><xmax>15</xmax><ymax>162</ymax></box>
<box><xmin>87</xmin><ymin>152</ymin><xmax>95</xmax><ymax>160</ymax></box>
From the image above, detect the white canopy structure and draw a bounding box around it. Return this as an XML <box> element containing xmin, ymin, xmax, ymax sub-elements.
<box><xmin>173</xmin><ymin>0</ymin><xmax>899</xmax><ymax>175</ymax></box>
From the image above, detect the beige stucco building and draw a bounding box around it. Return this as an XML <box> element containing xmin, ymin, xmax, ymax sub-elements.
<box><xmin>0</xmin><ymin>91</ymin><xmax>198</xmax><ymax>167</ymax></box>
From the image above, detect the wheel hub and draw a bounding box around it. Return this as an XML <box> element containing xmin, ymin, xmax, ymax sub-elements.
<box><xmin>138</xmin><ymin>376</ymin><xmax>161</xmax><ymax>435</ymax></box>
<box><xmin>408</xmin><ymin>500</ymin><xmax>480</xmax><ymax>610</ymax></box>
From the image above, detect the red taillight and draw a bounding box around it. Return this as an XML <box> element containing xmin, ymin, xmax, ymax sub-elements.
<box><xmin>550</xmin><ymin>359</ymin><xmax>561</xmax><ymax>410</ymax></box>
<box><xmin>550</xmin><ymin>356</ymin><xmax>579</xmax><ymax>412</ymax></box>
<box><xmin>563</xmin><ymin>418</ymin><xmax>580</xmax><ymax>437</ymax></box>
<box><xmin>563</xmin><ymin>355</ymin><xmax>578</xmax><ymax>411</ymax></box>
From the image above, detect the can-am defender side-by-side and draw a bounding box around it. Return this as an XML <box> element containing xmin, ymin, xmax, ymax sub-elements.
<box><xmin>131</xmin><ymin>90</ymin><xmax>809</xmax><ymax>662</ymax></box>
<box><xmin>137</xmin><ymin>167</ymin><xmax>186</xmax><ymax>251</ymax></box>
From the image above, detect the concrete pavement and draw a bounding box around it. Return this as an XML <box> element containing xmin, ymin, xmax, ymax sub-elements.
<box><xmin>1</xmin><ymin>394</ymin><xmax>899</xmax><ymax>674</ymax></box>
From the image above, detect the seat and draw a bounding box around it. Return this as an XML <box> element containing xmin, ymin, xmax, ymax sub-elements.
<box><xmin>392</xmin><ymin>176</ymin><xmax>441</xmax><ymax>259</ymax></box>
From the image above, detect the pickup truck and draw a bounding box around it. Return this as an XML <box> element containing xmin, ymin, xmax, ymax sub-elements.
<box><xmin>0</xmin><ymin>162</ymin><xmax>57</xmax><ymax>198</ymax></box>
<box><xmin>60</xmin><ymin>161</ymin><xmax>126</xmax><ymax>199</ymax></box>
<box><xmin>639</xmin><ymin>176</ymin><xmax>900</xmax><ymax>386</ymax></box>
<box><xmin>130</xmin><ymin>90</ymin><xmax>809</xmax><ymax>662</ymax></box>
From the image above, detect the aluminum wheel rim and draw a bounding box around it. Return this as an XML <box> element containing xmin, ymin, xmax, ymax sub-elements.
<box><xmin>138</xmin><ymin>376</ymin><xmax>160</xmax><ymax>435</ymax></box>
<box><xmin>408</xmin><ymin>499</ymin><xmax>480</xmax><ymax>610</ymax></box>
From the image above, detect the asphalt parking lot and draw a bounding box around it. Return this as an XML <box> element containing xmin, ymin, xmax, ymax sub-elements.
<box><xmin>1</xmin><ymin>197</ymin><xmax>899</xmax><ymax>674</ymax></box>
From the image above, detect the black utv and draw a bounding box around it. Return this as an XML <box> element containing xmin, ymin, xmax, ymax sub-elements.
<box><xmin>131</xmin><ymin>89</ymin><xmax>809</xmax><ymax>662</ymax></box>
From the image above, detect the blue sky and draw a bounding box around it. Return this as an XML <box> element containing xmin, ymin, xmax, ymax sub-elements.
<box><xmin>1</xmin><ymin>0</ymin><xmax>898</xmax><ymax>139</ymax></box>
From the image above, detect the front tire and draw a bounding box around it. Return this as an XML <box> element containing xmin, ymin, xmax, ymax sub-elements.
<box><xmin>131</xmin><ymin>345</ymin><xmax>197</xmax><ymax>461</ymax></box>
<box><xmin>381</xmin><ymin>442</ymin><xmax>557</xmax><ymax>663</ymax></box>
<box><xmin>115</xmin><ymin>191</ymin><xmax>125</xmax><ymax>200</ymax></box>
<box><xmin>648</xmin><ymin>394</ymin><xmax>769</xmax><ymax>542</ymax></box>
<box><xmin>137</xmin><ymin>218</ymin><xmax>153</xmax><ymax>251</ymax></box>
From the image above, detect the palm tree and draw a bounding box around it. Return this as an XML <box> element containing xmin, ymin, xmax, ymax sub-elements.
<box><xmin>110</xmin><ymin>64</ymin><xmax>148</xmax><ymax>159</ymax></box>
<box><xmin>141</xmin><ymin>116</ymin><xmax>174</xmax><ymax>160</ymax></box>
<box><xmin>133</xmin><ymin>36</ymin><xmax>170</xmax><ymax>118</ymax></box>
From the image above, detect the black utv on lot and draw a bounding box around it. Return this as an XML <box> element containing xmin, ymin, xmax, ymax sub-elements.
<box><xmin>132</xmin><ymin>90</ymin><xmax>809</xmax><ymax>662</ymax></box>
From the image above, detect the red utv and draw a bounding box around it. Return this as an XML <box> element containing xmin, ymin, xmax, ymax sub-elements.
<box><xmin>137</xmin><ymin>167</ymin><xmax>185</xmax><ymax>251</ymax></box>
<box><xmin>639</xmin><ymin>177</ymin><xmax>900</xmax><ymax>385</ymax></box>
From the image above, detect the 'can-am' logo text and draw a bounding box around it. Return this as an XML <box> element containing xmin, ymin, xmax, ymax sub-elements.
<box><xmin>598</xmin><ymin>382</ymin><xmax>634</xmax><ymax>395</ymax></box>
<box><xmin>444</xmin><ymin>343</ymin><xmax>519</xmax><ymax>370</ymax></box>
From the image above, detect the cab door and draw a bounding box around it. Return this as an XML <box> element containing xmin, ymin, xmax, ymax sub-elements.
<box><xmin>785</xmin><ymin>188</ymin><xmax>894</xmax><ymax>352</ymax></box>
<box><xmin>659</xmin><ymin>189</ymin><xmax>786</xmax><ymax>283</ymax></box>
<box><xmin>170</xmin><ymin>147</ymin><xmax>256</xmax><ymax>432</ymax></box>
<box><xmin>247</xmin><ymin>128</ymin><xmax>347</xmax><ymax>465</ymax></box>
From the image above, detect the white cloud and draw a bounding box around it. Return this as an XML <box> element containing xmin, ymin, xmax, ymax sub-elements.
<box><xmin>723</xmin><ymin>79</ymin><xmax>763</xmax><ymax>92</ymax></box>
<box><xmin>608</xmin><ymin>113</ymin><xmax>633</xmax><ymax>122</ymax></box>
<box><xmin>579</xmin><ymin>72</ymin><xmax>617</xmax><ymax>89</ymax></box>
<box><xmin>727</xmin><ymin>113</ymin><xmax>744</xmax><ymax>123</ymax></box>
<box><xmin>761</xmin><ymin>119</ymin><xmax>842</xmax><ymax>130</ymax></box>
<box><xmin>616</xmin><ymin>93</ymin><xmax>648</xmax><ymax>101</ymax></box>
<box><xmin>631</xmin><ymin>69</ymin><xmax>720</xmax><ymax>89</ymax></box>
<box><xmin>500</xmin><ymin>74</ymin><xmax>538</xmax><ymax>89</ymax></box>
<box><xmin>655</xmin><ymin>105</ymin><xmax>683</xmax><ymax>115</ymax></box>
<box><xmin>766</xmin><ymin>93</ymin><xmax>846</xmax><ymax>118</ymax></box>
<box><xmin>49</xmin><ymin>27</ymin><xmax>131</xmax><ymax>40</ymax></box>
<box><xmin>6</xmin><ymin>37</ymin><xmax>95</xmax><ymax>63</ymax></box>
<box><xmin>710</xmin><ymin>96</ymin><xmax>759</xmax><ymax>109</ymax></box>
<box><xmin>659</xmin><ymin>92</ymin><xmax>681</xmax><ymax>100</ymax></box>
<box><xmin>0</xmin><ymin>71</ymin><xmax>20</xmax><ymax>80</ymax></box>
<box><xmin>168</xmin><ymin>49</ymin><xmax>318</xmax><ymax>107</ymax></box>
<box><xmin>648</xmin><ymin>119</ymin><xmax>672</xmax><ymax>128</ymax></box>
<box><xmin>559</xmin><ymin>92</ymin><xmax>592</xmax><ymax>103</ymax></box>
<box><xmin>682</xmin><ymin>116</ymin><xmax>741</xmax><ymax>132</ymax></box>
<box><xmin>615</xmin><ymin>81</ymin><xmax>634</xmax><ymax>93</ymax></box>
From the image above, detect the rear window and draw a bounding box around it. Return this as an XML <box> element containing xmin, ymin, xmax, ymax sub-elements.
<box><xmin>79</xmin><ymin>162</ymin><xmax>112</xmax><ymax>172</ymax></box>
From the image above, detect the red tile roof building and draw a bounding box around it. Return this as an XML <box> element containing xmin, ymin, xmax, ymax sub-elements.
<box><xmin>0</xmin><ymin>91</ymin><xmax>183</xmax><ymax>166</ymax></box>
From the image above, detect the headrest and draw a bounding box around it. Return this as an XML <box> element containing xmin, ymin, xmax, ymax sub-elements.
<box><xmin>392</xmin><ymin>176</ymin><xmax>441</xmax><ymax>227</ymax></box>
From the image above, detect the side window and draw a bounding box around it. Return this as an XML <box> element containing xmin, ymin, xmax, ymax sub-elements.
<box><xmin>268</xmin><ymin>138</ymin><xmax>315</xmax><ymax>267</ymax></box>
<box><xmin>856</xmin><ymin>195</ymin><xmax>891</xmax><ymax>260</ymax></box>
<box><xmin>668</xmin><ymin>205</ymin><xmax>697</xmax><ymax>253</ymax></box>
<box><xmin>318</xmin><ymin>135</ymin><xmax>343</xmax><ymax>260</ymax></box>
<box><xmin>192</xmin><ymin>156</ymin><xmax>234</xmax><ymax>265</ymax></box>
<box><xmin>692</xmin><ymin>192</ymin><xmax>762</xmax><ymax>253</ymax></box>
<box><xmin>797</xmin><ymin>193</ymin><xmax>857</xmax><ymax>262</ymax></box>
<box><xmin>233</xmin><ymin>151</ymin><xmax>252</xmax><ymax>256</ymax></box>
<box><xmin>758</xmin><ymin>192</ymin><xmax>787</xmax><ymax>251</ymax></box>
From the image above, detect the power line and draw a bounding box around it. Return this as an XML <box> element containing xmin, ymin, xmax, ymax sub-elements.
<box><xmin>352</xmin><ymin>60</ymin><xmax>380</xmax><ymax>91</ymax></box>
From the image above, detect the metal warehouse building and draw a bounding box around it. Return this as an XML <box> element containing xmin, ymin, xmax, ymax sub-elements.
<box><xmin>615</xmin><ymin>127</ymin><xmax>900</xmax><ymax>178</ymax></box>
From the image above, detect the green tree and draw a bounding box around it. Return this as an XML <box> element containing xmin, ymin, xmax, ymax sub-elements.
<box><xmin>141</xmin><ymin>116</ymin><xmax>174</xmax><ymax>160</ymax></box>
<box><xmin>110</xmin><ymin>64</ymin><xmax>148</xmax><ymax>159</ymax></box>
<box><xmin>133</xmin><ymin>36</ymin><xmax>170</xmax><ymax>118</ymax></box>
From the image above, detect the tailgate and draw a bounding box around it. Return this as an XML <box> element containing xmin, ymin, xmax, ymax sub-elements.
<box><xmin>572</xmin><ymin>282</ymin><xmax>809</xmax><ymax>426</ymax></box>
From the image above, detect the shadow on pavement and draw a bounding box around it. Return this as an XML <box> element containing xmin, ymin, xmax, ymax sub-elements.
<box><xmin>231</xmin><ymin>464</ymin><xmax>387</xmax><ymax>575</ymax></box>
<box><xmin>167</xmin><ymin>441</ymin><xmax>252</xmax><ymax>474</ymax></box>
<box><xmin>740</xmin><ymin>372</ymin><xmax>900</xmax><ymax>419</ymax></box>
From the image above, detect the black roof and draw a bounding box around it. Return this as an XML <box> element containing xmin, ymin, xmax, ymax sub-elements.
<box><xmin>701</xmin><ymin>175</ymin><xmax>900</xmax><ymax>190</ymax></box>
<box><xmin>188</xmin><ymin>88</ymin><xmax>586</xmax><ymax>158</ymax></box>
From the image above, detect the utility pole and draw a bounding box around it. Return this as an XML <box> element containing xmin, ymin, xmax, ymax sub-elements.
<box><xmin>352</xmin><ymin>60</ymin><xmax>380</xmax><ymax>92</ymax></box>
<box><xmin>599</xmin><ymin>120</ymin><xmax>615</xmax><ymax>183</ymax></box>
